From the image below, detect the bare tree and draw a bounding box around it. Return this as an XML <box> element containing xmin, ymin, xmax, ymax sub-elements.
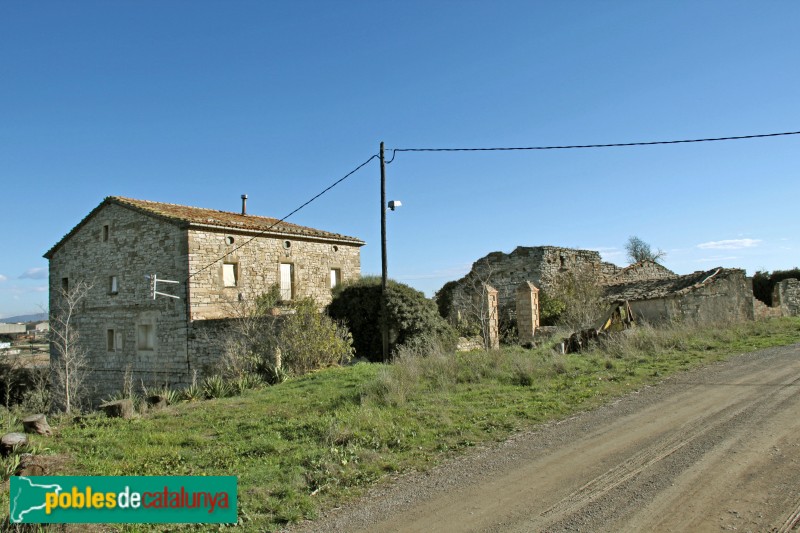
<box><xmin>454</xmin><ymin>259</ymin><xmax>501</xmax><ymax>349</ymax></box>
<box><xmin>50</xmin><ymin>280</ymin><xmax>92</xmax><ymax>413</ymax></box>
<box><xmin>625</xmin><ymin>236</ymin><xmax>666</xmax><ymax>264</ymax></box>
<box><xmin>217</xmin><ymin>286</ymin><xmax>281</xmax><ymax>379</ymax></box>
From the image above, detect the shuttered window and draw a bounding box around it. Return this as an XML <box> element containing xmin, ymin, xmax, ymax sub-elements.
<box><xmin>280</xmin><ymin>263</ymin><xmax>294</xmax><ymax>301</ymax></box>
<box><xmin>223</xmin><ymin>263</ymin><xmax>238</xmax><ymax>287</ymax></box>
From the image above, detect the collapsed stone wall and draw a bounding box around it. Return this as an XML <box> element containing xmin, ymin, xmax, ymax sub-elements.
<box><xmin>607</xmin><ymin>260</ymin><xmax>676</xmax><ymax>284</ymax></box>
<box><xmin>774</xmin><ymin>278</ymin><xmax>800</xmax><ymax>316</ymax></box>
<box><xmin>753</xmin><ymin>298</ymin><xmax>783</xmax><ymax>320</ymax></box>
<box><xmin>449</xmin><ymin>246</ymin><xmax>617</xmax><ymax>324</ymax></box>
<box><xmin>628</xmin><ymin>270</ymin><xmax>754</xmax><ymax>325</ymax></box>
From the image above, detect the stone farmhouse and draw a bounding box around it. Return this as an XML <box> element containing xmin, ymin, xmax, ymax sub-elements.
<box><xmin>45</xmin><ymin>196</ymin><xmax>364</xmax><ymax>399</ymax></box>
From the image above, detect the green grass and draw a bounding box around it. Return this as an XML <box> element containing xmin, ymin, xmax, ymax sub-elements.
<box><xmin>7</xmin><ymin>318</ymin><xmax>800</xmax><ymax>530</ymax></box>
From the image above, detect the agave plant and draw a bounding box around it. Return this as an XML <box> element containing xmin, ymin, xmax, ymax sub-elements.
<box><xmin>181</xmin><ymin>383</ymin><xmax>204</xmax><ymax>402</ymax></box>
<box><xmin>202</xmin><ymin>375</ymin><xmax>232</xmax><ymax>399</ymax></box>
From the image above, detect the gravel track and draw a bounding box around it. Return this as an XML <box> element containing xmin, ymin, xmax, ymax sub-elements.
<box><xmin>290</xmin><ymin>344</ymin><xmax>800</xmax><ymax>532</ymax></box>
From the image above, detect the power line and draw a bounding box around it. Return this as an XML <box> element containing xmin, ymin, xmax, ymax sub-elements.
<box><xmin>186</xmin><ymin>153</ymin><xmax>378</xmax><ymax>281</ymax></box>
<box><xmin>386</xmin><ymin>130</ymin><xmax>800</xmax><ymax>163</ymax></box>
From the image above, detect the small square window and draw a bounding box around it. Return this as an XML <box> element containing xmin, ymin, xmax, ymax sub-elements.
<box><xmin>137</xmin><ymin>324</ymin><xmax>155</xmax><ymax>350</ymax></box>
<box><xmin>223</xmin><ymin>263</ymin><xmax>238</xmax><ymax>287</ymax></box>
<box><xmin>109</xmin><ymin>276</ymin><xmax>118</xmax><ymax>294</ymax></box>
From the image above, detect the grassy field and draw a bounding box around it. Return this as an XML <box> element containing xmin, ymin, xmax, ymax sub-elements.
<box><xmin>4</xmin><ymin>318</ymin><xmax>800</xmax><ymax>530</ymax></box>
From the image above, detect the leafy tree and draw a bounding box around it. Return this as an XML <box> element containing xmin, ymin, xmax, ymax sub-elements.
<box><xmin>328</xmin><ymin>276</ymin><xmax>456</xmax><ymax>361</ymax></box>
<box><xmin>625</xmin><ymin>236</ymin><xmax>666</xmax><ymax>264</ymax></box>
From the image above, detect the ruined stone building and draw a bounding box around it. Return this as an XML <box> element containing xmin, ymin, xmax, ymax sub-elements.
<box><xmin>603</xmin><ymin>267</ymin><xmax>754</xmax><ymax>324</ymax></box>
<box><xmin>445</xmin><ymin>246</ymin><xmax>677</xmax><ymax>325</ymax></box>
<box><xmin>45</xmin><ymin>196</ymin><xmax>364</xmax><ymax>399</ymax></box>
<box><xmin>445</xmin><ymin>244</ymin><xmax>798</xmax><ymax>344</ymax></box>
<box><xmin>446</xmin><ymin>246</ymin><xmax>614</xmax><ymax>323</ymax></box>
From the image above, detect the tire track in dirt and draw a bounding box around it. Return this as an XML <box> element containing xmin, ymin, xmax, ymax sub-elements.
<box><xmin>291</xmin><ymin>344</ymin><xmax>800</xmax><ymax>533</ymax></box>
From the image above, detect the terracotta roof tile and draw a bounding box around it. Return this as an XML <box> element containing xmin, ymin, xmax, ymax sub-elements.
<box><xmin>45</xmin><ymin>196</ymin><xmax>364</xmax><ymax>258</ymax></box>
<box><xmin>110</xmin><ymin>197</ymin><xmax>364</xmax><ymax>243</ymax></box>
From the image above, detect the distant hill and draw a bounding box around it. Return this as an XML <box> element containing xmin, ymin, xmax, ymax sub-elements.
<box><xmin>0</xmin><ymin>313</ymin><xmax>47</xmax><ymax>324</ymax></box>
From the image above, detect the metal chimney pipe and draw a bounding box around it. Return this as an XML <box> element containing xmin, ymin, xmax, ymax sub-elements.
<box><xmin>241</xmin><ymin>194</ymin><xmax>248</xmax><ymax>215</ymax></box>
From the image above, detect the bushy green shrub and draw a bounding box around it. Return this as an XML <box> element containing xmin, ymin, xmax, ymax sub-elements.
<box><xmin>278</xmin><ymin>298</ymin><xmax>354</xmax><ymax>375</ymax></box>
<box><xmin>328</xmin><ymin>276</ymin><xmax>457</xmax><ymax>361</ymax></box>
<box><xmin>539</xmin><ymin>289</ymin><xmax>566</xmax><ymax>326</ymax></box>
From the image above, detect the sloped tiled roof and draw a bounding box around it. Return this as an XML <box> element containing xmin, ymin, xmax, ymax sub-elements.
<box><xmin>45</xmin><ymin>196</ymin><xmax>364</xmax><ymax>258</ymax></box>
<box><xmin>603</xmin><ymin>267</ymin><xmax>741</xmax><ymax>302</ymax></box>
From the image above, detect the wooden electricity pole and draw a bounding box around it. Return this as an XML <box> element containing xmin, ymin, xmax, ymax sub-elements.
<box><xmin>380</xmin><ymin>141</ymin><xmax>389</xmax><ymax>362</ymax></box>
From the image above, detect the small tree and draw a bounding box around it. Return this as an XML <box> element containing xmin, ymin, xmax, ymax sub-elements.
<box><xmin>553</xmin><ymin>265</ymin><xmax>605</xmax><ymax>330</ymax></box>
<box><xmin>50</xmin><ymin>280</ymin><xmax>92</xmax><ymax>413</ymax></box>
<box><xmin>217</xmin><ymin>286</ymin><xmax>282</xmax><ymax>380</ymax></box>
<box><xmin>437</xmin><ymin>259</ymin><xmax>502</xmax><ymax>347</ymax></box>
<box><xmin>277</xmin><ymin>298</ymin><xmax>353</xmax><ymax>375</ymax></box>
<box><xmin>625</xmin><ymin>236</ymin><xmax>666</xmax><ymax>264</ymax></box>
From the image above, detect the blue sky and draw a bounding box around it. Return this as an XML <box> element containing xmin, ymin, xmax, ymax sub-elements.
<box><xmin>1</xmin><ymin>1</ymin><xmax>798</xmax><ymax>318</ymax></box>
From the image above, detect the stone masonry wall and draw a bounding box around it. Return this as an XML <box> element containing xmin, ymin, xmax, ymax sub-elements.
<box><xmin>516</xmin><ymin>282</ymin><xmax>539</xmax><ymax>344</ymax></box>
<box><xmin>450</xmin><ymin>246</ymin><xmax>616</xmax><ymax>323</ymax></box>
<box><xmin>629</xmin><ymin>270</ymin><xmax>754</xmax><ymax>325</ymax></box>
<box><xmin>774</xmin><ymin>278</ymin><xmax>800</xmax><ymax>317</ymax></box>
<box><xmin>187</xmin><ymin>229</ymin><xmax>361</xmax><ymax>320</ymax></box>
<box><xmin>753</xmin><ymin>298</ymin><xmax>783</xmax><ymax>320</ymax></box>
<box><xmin>607</xmin><ymin>260</ymin><xmax>676</xmax><ymax>284</ymax></box>
<box><xmin>48</xmin><ymin>203</ymin><xmax>190</xmax><ymax>401</ymax></box>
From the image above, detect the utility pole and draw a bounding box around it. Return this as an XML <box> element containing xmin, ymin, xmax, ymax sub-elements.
<box><xmin>380</xmin><ymin>142</ymin><xmax>389</xmax><ymax>362</ymax></box>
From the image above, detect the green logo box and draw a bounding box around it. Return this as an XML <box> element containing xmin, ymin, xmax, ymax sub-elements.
<box><xmin>9</xmin><ymin>476</ymin><xmax>237</xmax><ymax>524</ymax></box>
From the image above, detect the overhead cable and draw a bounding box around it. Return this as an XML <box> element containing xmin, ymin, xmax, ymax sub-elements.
<box><xmin>385</xmin><ymin>130</ymin><xmax>800</xmax><ymax>163</ymax></box>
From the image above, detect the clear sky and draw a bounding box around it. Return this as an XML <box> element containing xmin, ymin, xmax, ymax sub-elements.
<box><xmin>1</xmin><ymin>1</ymin><xmax>798</xmax><ymax>319</ymax></box>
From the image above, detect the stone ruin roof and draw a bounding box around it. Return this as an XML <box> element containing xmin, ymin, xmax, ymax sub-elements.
<box><xmin>603</xmin><ymin>259</ymin><xmax>676</xmax><ymax>285</ymax></box>
<box><xmin>45</xmin><ymin>196</ymin><xmax>365</xmax><ymax>258</ymax></box>
<box><xmin>603</xmin><ymin>267</ymin><xmax>742</xmax><ymax>302</ymax></box>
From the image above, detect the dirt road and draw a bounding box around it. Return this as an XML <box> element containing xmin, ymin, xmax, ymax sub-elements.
<box><xmin>295</xmin><ymin>344</ymin><xmax>800</xmax><ymax>532</ymax></box>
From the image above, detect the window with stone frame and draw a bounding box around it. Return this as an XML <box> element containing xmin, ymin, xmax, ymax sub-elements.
<box><xmin>137</xmin><ymin>324</ymin><xmax>155</xmax><ymax>351</ymax></box>
<box><xmin>107</xmin><ymin>329</ymin><xmax>122</xmax><ymax>352</ymax></box>
<box><xmin>280</xmin><ymin>263</ymin><xmax>294</xmax><ymax>301</ymax></box>
<box><xmin>223</xmin><ymin>263</ymin><xmax>238</xmax><ymax>287</ymax></box>
<box><xmin>330</xmin><ymin>268</ymin><xmax>341</xmax><ymax>289</ymax></box>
